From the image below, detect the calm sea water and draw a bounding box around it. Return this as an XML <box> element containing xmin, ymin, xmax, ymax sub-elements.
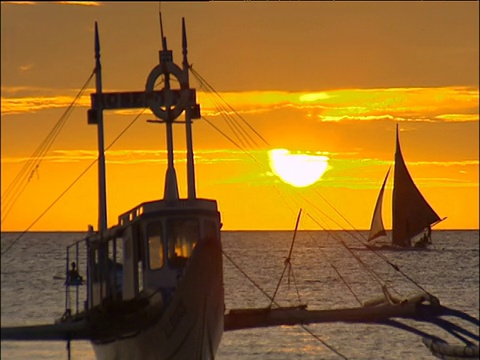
<box><xmin>1</xmin><ymin>230</ymin><xmax>479</xmax><ymax>360</ymax></box>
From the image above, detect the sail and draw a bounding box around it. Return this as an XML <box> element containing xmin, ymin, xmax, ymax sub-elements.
<box><xmin>392</xmin><ymin>125</ymin><xmax>441</xmax><ymax>247</ymax></box>
<box><xmin>368</xmin><ymin>168</ymin><xmax>390</xmax><ymax>241</ymax></box>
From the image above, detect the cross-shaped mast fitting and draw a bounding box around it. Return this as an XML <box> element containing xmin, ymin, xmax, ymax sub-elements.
<box><xmin>88</xmin><ymin>15</ymin><xmax>201</xmax><ymax>206</ymax></box>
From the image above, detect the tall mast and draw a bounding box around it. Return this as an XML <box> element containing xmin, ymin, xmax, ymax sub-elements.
<box><xmin>158</xmin><ymin>12</ymin><xmax>179</xmax><ymax>201</ymax></box>
<box><xmin>144</xmin><ymin>15</ymin><xmax>201</xmax><ymax>201</ymax></box>
<box><xmin>182</xmin><ymin>17</ymin><xmax>197</xmax><ymax>199</ymax></box>
<box><xmin>94</xmin><ymin>22</ymin><xmax>108</xmax><ymax>231</ymax></box>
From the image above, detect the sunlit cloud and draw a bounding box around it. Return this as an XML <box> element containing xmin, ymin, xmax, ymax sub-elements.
<box><xmin>318</xmin><ymin>114</ymin><xmax>398</xmax><ymax>122</ymax></box>
<box><xmin>1</xmin><ymin>86</ymin><xmax>59</xmax><ymax>95</ymax></box>
<box><xmin>0</xmin><ymin>149</ymin><xmax>252</xmax><ymax>165</ymax></box>
<box><xmin>436</xmin><ymin>114</ymin><xmax>479</xmax><ymax>122</ymax></box>
<box><xmin>2</xmin><ymin>86</ymin><xmax>478</xmax><ymax>124</ymax></box>
<box><xmin>401</xmin><ymin>160</ymin><xmax>479</xmax><ymax>167</ymax></box>
<box><xmin>2</xmin><ymin>1</ymin><xmax>36</xmax><ymax>4</ymax></box>
<box><xmin>54</xmin><ymin>1</ymin><xmax>101</xmax><ymax>5</ymax></box>
<box><xmin>1</xmin><ymin>95</ymin><xmax>91</xmax><ymax>114</ymax></box>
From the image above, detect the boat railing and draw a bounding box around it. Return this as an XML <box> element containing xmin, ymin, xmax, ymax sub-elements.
<box><xmin>63</xmin><ymin>237</ymin><xmax>89</xmax><ymax>319</ymax></box>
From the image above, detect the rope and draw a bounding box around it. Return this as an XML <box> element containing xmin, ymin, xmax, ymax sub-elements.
<box><xmin>195</xmin><ymin>63</ymin><xmax>439</xmax><ymax>308</ymax></box>
<box><xmin>224</xmin><ymin>248</ymin><xmax>349</xmax><ymax>359</ymax></box>
<box><xmin>2</xmin><ymin>69</ymin><xmax>96</xmax><ymax>223</ymax></box>
<box><xmin>222</xmin><ymin>250</ymin><xmax>281</xmax><ymax>306</ymax></box>
<box><xmin>1</xmin><ymin>109</ymin><xmax>146</xmax><ymax>256</ymax></box>
<box><xmin>306</xmin><ymin>213</ymin><xmax>388</xmax><ymax>289</ymax></box>
<box><xmin>312</xmin><ymin>191</ymin><xmax>436</xmax><ymax>297</ymax></box>
<box><xmin>192</xmin><ymin>66</ymin><xmax>427</xmax><ymax>305</ymax></box>
<box><xmin>301</xmin><ymin>325</ymin><xmax>349</xmax><ymax>359</ymax></box>
<box><xmin>287</xmin><ymin>263</ymin><xmax>303</xmax><ymax>305</ymax></box>
<box><xmin>270</xmin><ymin>209</ymin><xmax>302</xmax><ymax>307</ymax></box>
<box><xmin>190</xmin><ymin>67</ymin><xmax>269</xmax><ymax>147</ymax></box>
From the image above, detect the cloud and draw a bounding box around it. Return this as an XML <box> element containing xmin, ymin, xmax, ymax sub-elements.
<box><xmin>2</xmin><ymin>1</ymin><xmax>36</xmax><ymax>4</ymax></box>
<box><xmin>54</xmin><ymin>1</ymin><xmax>101</xmax><ymax>5</ymax></box>
<box><xmin>2</xmin><ymin>86</ymin><xmax>478</xmax><ymax>124</ymax></box>
<box><xmin>0</xmin><ymin>149</ymin><xmax>251</xmax><ymax>165</ymax></box>
<box><xmin>402</xmin><ymin>160</ymin><xmax>479</xmax><ymax>167</ymax></box>
<box><xmin>0</xmin><ymin>95</ymin><xmax>91</xmax><ymax>114</ymax></box>
<box><xmin>436</xmin><ymin>114</ymin><xmax>479</xmax><ymax>122</ymax></box>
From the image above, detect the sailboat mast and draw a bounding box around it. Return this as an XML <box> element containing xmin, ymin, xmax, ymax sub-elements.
<box><xmin>94</xmin><ymin>22</ymin><xmax>108</xmax><ymax>231</ymax></box>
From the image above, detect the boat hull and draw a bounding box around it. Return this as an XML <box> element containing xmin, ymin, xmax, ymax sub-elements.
<box><xmin>91</xmin><ymin>238</ymin><xmax>224</xmax><ymax>360</ymax></box>
<box><xmin>365</xmin><ymin>244</ymin><xmax>430</xmax><ymax>251</ymax></box>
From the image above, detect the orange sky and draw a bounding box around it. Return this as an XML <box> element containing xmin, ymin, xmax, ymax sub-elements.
<box><xmin>1</xmin><ymin>1</ymin><xmax>479</xmax><ymax>231</ymax></box>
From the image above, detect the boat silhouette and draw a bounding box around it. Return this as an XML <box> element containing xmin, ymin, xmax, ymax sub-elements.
<box><xmin>367</xmin><ymin>125</ymin><xmax>446</xmax><ymax>250</ymax></box>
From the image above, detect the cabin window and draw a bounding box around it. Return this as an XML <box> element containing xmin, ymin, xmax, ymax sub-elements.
<box><xmin>167</xmin><ymin>218</ymin><xmax>199</xmax><ymax>268</ymax></box>
<box><xmin>147</xmin><ymin>222</ymin><xmax>164</xmax><ymax>270</ymax></box>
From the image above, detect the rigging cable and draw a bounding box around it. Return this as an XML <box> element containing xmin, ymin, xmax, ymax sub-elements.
<box><xmin>196</xmin><ymin>82</ymin><xmax>253</xmax><ymax>148</ymax></box>
<box><xmin>191</xmin><ymin>67</ymin><xmax>269</xmax><ymax>147</ymax></box>
<box><xmin>197</xmin><ymin>70</ymin><xmax>353</xmax><ymax>357</ymax></box>
<box><xmin>1</xmin><ymin>108</ymin><xmax>147</xmax><ymax>256</ymax></box>
<box><xmin>193</xmin><ymin>66</ymin><xmax>392</xmax><ymax>298</ymax></box>
<box><xmin>191</xmin><ymin>66</ymin><xmax>434</xmax><ymax>304</ymax></box>
<box><xmin>222</xmin><ymin>249</ymin><xmax>349</xmax><ymax>359</ymax></box>
<box><xmin>311</xmin><ymin>188</ymin><xmax>436</xmax><ymax>297</ymax></box>
<box><xmin>2</xmin><ymin>69</ymin><xmax>96</xmax><ymax>223</ymax></box>
<box><xmin>269</xmin><ymin>208</ymin><xmax>303</xmax><ymax>307</ymax></box>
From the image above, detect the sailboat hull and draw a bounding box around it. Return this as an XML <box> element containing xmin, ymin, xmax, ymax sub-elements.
<box><xmin>91</xmin><ymin>239</ymin><xmax>224</xmax><ymax>360</ymax></box>
<box><xmin>364</xmin><ymin>244</ymin><xmax>431</xmax><ymax>251</ymax></box>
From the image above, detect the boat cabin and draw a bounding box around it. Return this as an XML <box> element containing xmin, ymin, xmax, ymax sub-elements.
<box><xmin>64</xmin><ymin>198</ymin><xmax>220</xmax><ymax>316</ymax></box>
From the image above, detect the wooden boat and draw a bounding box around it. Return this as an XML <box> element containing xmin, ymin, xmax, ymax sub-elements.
<box><xmin>367</xmin><ymin>125</ymin><xmax>446</xmax><ymax>250</ymax></box>
<box><xmin>2</xmin><ymin>17</ymin><xmax>224</xmax><ymax>360</ymax></box>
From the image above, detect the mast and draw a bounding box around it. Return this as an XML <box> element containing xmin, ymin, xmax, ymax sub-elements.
<box><xmin>88</xmin><ymin>17</ymin><xmax>200</xmax><ymax>205</ymax></box>
<box><xmin>144</xmin><ymin>14</ymin><xmax>200</xmax><ymax>201</ymax></box>
<box><xmin>94</xmin><ymin>22</ymin><xmax>108</xmax><ymax>231</ymax></box>
<box><xmin>159</xmin><ymin>12</ymin><xmax>179</xmax><ymax>201</ymax></box>
<box><xmin>182</xmin><ymin>17</ymin><xmax>197</xmax><ymax>199</ymax></box>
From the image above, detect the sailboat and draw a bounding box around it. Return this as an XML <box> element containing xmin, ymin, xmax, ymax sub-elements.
<box><xmin>368</xmin><ymin>125</ymin><xmax>445</xmax><ymax>249</ymax></box>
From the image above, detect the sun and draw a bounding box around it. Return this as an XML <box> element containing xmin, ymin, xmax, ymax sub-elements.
<box><xmin>268</xmin><ymin>149</ymin><xmax>329</xmax><ymax>187</ymax></box>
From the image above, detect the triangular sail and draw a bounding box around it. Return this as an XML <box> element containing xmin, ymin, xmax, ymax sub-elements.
<box><xmin>392</xmin><ymin>125</ymin><xmax>441</xmax><ymax>247</ymax></box>
<box><xmin>368</xmin><ymin>168</ymin><xmax>391</xmax><ymax>242</ymax></box>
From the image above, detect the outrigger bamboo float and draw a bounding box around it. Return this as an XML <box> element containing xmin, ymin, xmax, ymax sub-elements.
<box><xmin>1</xmin><ymin>15</ymin><xmax>478</xmax><ymax>360</ymax></box>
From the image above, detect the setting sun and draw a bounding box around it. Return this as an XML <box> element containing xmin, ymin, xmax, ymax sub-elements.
<box><xmin>268</xmin><ymin>149</ymin><xmax>329</xmax><ymax>187</ymax></box>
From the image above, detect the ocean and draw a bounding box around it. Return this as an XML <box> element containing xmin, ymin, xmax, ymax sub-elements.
<box><xmin>1</xmin><ymin>230</ymin><xmax>478</xmax><ymax>360</ymax></box>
